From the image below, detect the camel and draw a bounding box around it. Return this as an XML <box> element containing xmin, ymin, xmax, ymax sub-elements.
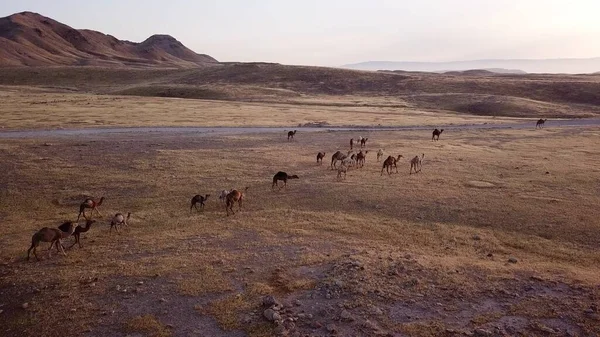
<box><xmin>226</xmin><ymin>187</ymin><xmax>249</xmax><ymax>216</ymax></box>
<box><xmin>356</xmin><ymin>150</ymin><xmax>368</xmax><ymax>167</ymax></box>
<box><xmin>287</xmin><ymin>130</ymin><xmax>297</xmax><ymax>141</ymax></box>
<box><xmin>27</xmin><ymin>221</ymin><xmax>77</xmax><ymax>261</ymax></box>
<box><xmin>432</xmin><ymin>129</ymin><xmax>444</xmax><ymax>141</ymax></box>
<box><xmin>360</xmin><ymin>137</ymin><xmax>368</xmax><ymax>148</ymax></box>
<box><xmin>316</xmin><ymin>152</ymin><xmax>326</xmax><ymax>164</ymax></box>
<box><xmin>77</xmin><ymin>196</ymin><xmax>104</xmax><ymax>221</ymax></box>
<box><xmin>330</xmin><ymin>150</ymin><xmax>352</xmax><ymax>169</ymax></box>
<box><xmin>190</xmin><ymin>194</ymin><xmax>210</xmax><ymax>212</ymax></box>
<box><xmin>381</xmin><ymin>155</ymin><xmax>403</xmax><ymax>175</ymax></box>
<box><xmin>410</xmin><ymin>154</ymin><xmax>425</xmax><ymax>174</ymax></box>
<box><xmin>376</xmin><ymin>149</ymin><xmax>384</xmax><ymax>162</ymax></box>
<box><xmin>272</xmin><ymin>172</ymin><xmax>299</xmax><ymax>189</ymax></box>
<box><xmin>350</xmin><ymin>138</ymin><xmax>354</xmax><ymax>150</ymax></box>
<box><xmin>536</xmin><ymin>119</ymin><xmax>547</xmax><ymax>129</ymax></box>
<box><xmin>337</xmin><ymin>163</ymin><xmax>348</xmax><ymax>179</ymax></box>
<box><xmin>58</xmin><ymin>220</ymin><xmax>96</xmax><ymax>249</ymax></box>
<box><xmin>110</xmin><ymin>212</ymin><xmax>131</xmax><ymax>234</ymax></box>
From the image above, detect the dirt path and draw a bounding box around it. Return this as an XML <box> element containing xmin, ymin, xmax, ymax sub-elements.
<box><xmin>0</xmin><ymin>117</ymin><xmax>599</xmax><ymax>139</ymax></box>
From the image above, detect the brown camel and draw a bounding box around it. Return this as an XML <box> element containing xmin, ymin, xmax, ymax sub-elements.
<box><xmin>272</xmin><ymin>172</ymin><xmax>299</xmax><ymax>189</ymax></box>
<box><xmin>27</xmin><ymin>221</ymin><xmax>77</xmax><ymax>261</ymax></box>
<box><xmin>190</xmin><ymin>194</ymin><xmax>210</xmax><ymax>212</ymax></box>
<box><xmin>432</xmin><ymin>129</ymin><xmax>444</xmax><ymax>141</ymax></box>
<box><xmin>381</xmin><ymin>155</ymin><xmax>403</xmax><ymax>175</ymax></box>
<box><xmin>226</xmin><ymin>187</ymin><xmax>249</xmax><ymax>216</ymax></box>
<box><xmin>58</xmin><ymin>220</ymin><xmax>96</xmax><ymax>249</ymax></box>
<box><xmin>536</xmin><ymin>119</ymin><xmax>547</xmax><ymax>128</ymax></box>
<box><xmin>77</xmin><ymin>196</ymin><xmax>104</xmax><ymax>221</ymax></box>
<box><xmin>316</xmin><ymin>152</ymin><xmax>326</xmax><ymax>164</ymax></box>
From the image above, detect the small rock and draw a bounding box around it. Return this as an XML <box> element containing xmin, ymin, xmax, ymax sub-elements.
<box><xmin>294</xmin><ymin>299</ymin><xmax>301</xmax><ymax>306</ymax></box>
<box><xmin>474</xmin><ymin>328</ymin><xmax>493</xmax><ymax>336</ymax></box>
<box><xmin>370</xmin><ymin>306</ymin><xmax>383</xmax><ymax>315</ymax></box>
<box><xmin>21</xmin><ymin>303</ymin><xmax>29</xmax><ymax>309</ymax></box>
<box><xmin>263</xmin><ymin>308</ymin><xmax>281</xmax><ymax>322</ymax></box>
<box><xmin>326</xmin><ymin>323</ymin><xmax>337</xmax><ymax>333</ymax></box>
<box><xmin>536</xmin><ymin>325</ymin><xmax>556</xmax><ymax>334</ymax></box>
<box><xmin>508</xmin><ymin>257</ymin><xmax>518</xmax><ymax>263</ymax></box>
<box><xmin>241</xmin><ymin>315</ymin><xmax>252</xmax><ymax>324</ymax></box>
<box><xmin>273</xmin><ymin>325</ymin><xmax>286</xmax><ymax>335</ymax></box>
<box><xmin>340</xmin><ymin>309</ymin><xmax>353</xmax><ymax>321</ymax></box>
<box><xmin>363</xmin><ymin>319</ymin><xmax>379</xmax><ymax>330</ymax></box>
<box><xmin>311</xmin><ymin>321</ymin><xmax>322</xmax><ymax>329</ymax></box>
<box><xmin>545</xmin><ymin>171</ymin><xmax>550</xmax><ymax>174</ymax></box>
<box><xmin>0</xmin><ymin>309</ymin><xmax>3</xmax><ymax>314</ymax></box>
<box><xmin>159</xmin><ymin>298</ymin><xmax>168</xmax><ymax>303</ymax></box>
<box><xmin>137</xmin><ymin>281</ymin><xmax>144</xmax><ymax>285</ymax></box>
<box><xmin>487</xmin><ymin>253</ymin><xmax>493</xmax><ymax>258</ymax></box>
<box><xmin>43</xmin><ymin>143</ymin><xmax>52</xmax><ymax>146</ymax></box>
<box><xmin>263</xmin><ymin>295</ymin><xmax>280</xmax><ymax>308</ymax></box>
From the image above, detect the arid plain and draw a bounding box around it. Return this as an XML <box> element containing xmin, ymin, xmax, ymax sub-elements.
<box><xmin>1</xmin><ymin>65</ymin><xmax>600</xmax><ymax>337</ymax></box>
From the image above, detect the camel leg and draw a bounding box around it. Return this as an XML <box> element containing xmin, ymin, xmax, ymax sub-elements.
<box><xmin>56</xmin><ymin>239</ymin><xmax>66</xmax><ymax>256</ymax></box>
<box><xmin>27</xmin><ymin>243</ymin><xmax>37</xmax><ymax>261</ymax></box>
<box><xmin>33</xmin><ymin>246</ymin><xmax>40</xmax><ymax>261</ymax></box>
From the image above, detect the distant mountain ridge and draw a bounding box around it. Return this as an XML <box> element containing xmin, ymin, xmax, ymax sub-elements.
<box><xmin>0</xmin><ymin>11</ymin><xmax>218</xmax><ymax>67</ymax></box>
<box><xmin>343</xmin><ymin>58</ymin><xmax>600</xmax><ymax>74</ymax></box>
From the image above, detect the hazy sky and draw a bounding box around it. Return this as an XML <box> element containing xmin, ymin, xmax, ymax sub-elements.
<box><xmin>2</xmin><ymin>0</ymin><xmax>600</xmax><ymax>66</ymax></box>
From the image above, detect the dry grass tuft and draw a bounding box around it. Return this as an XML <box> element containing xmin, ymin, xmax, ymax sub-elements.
<box><xmin>176</xmin><ymin>267</ymin><xmax>232</xmax><ymax>296</ymax></box>
<box><xmin>124</xmin><ymin>314</ymin><xmax>172</xmax><ymax>337</ymax></box>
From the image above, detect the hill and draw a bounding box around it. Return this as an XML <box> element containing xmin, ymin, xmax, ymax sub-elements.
<box><xmin>0</xmin><ymin>11</ymin><xmax>217</xmax><ymax>67</ymax></box>
<box><xmin>343</xmin><ymin>58</ymin><xmax>600</xmax><ymax>74</ymax></box>
<box><xmin>2</xmin><ymin>64</ymin><xmax>600</xmax><ymax>118</ymax></box>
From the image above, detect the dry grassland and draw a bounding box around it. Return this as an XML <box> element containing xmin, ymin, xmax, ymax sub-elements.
<box><xmin>0</xmin><ymin>87</ymin><xmax>528</xmax><ymax>130</ymax></box>
<box><xmin>0</xmin><ymin>121</ymin><xmax>599</xmax><ymax>336</ymax></box>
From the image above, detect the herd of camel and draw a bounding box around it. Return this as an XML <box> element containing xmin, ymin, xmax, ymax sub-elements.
<box><xmin>26</xmin><ymin>120</ymin><xmax>549</xmax><ymax>261</ymax></box>
<box><xmin>27</xmin><ymin>197</ymin><xmax>130</xmax><ymax>261</ymax></box>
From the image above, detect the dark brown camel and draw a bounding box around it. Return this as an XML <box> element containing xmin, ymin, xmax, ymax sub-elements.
<box><xmin>190</xmin><ymin>194</ymin><xmax>210</xmax><ymax>212</ymax></box>
<box><xmin>287</xmin><ymin>130</ymin><xmax>297</xmax><ymax>141</ymax></box>
<box><xmin>58</xmin><ymin>220</ymin><xmax>96</xmax><ymax>249</ymax></box>
<box><xmin>536</xmin><ymin>119</ymin><xmax>547</xmax><ymax>128</ymax></box>
<box><xmin>381</xmin><ymin>155</ymin><xmax>403</xmax><ymax>175</ymax></box>
<box><xmin>432</xmin><ymin>129</ymin><xmax>444</xmax><ymax>141</ymax></box>
<box><xmin>77</xmin><ymin>196</ymin><xmax>104</xmax><ymax>221</ymax></box>
<box><xmin>316</xmin><ymin>152</ymin><xmax>326</xmax><ymax>164</ymax></box>
<box><xmin>356</xmin><ymin>150</ymin><xmax>368</xmax><ymax>167</ymax></box>
<box><xmin>272</xmin><ymin>171</ymin><xmax>299</xmax><ymax>189</ymax></box>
